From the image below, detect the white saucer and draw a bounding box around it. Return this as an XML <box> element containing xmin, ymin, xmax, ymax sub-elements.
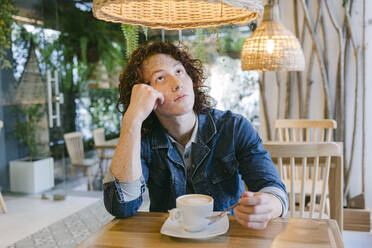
<box><xmin>160</xmin><ymin>212</ymin><xmax>229</xmax><ymax>239</ymax></box>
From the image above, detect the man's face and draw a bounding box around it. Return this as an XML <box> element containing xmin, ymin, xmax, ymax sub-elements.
<box><xmin>141</xmin><ymin>53</ymin><xmax>195</xmax><ymax>118</ymax></box>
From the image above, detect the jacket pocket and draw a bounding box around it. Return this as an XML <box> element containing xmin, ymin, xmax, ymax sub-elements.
<box><xmin>209</xmin><ymin>152</ymin><xmax>239</xmax><ymax>184</ymax></box>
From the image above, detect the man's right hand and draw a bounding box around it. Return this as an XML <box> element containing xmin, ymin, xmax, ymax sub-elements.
<box><xmin>125</xmin><ymin>84</ymin><xmax>164</xmax><ymax>124</ymax></box>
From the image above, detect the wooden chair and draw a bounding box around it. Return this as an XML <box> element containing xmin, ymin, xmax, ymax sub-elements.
<box><xmin>93</xmin><ymin>128</ymin><xmax>114</xmax><ymax>174</ymax></box>
<box><xmin>0</xmin><ymin>121</ymin><xmax>6</xmax><ymax>214</ymax></box>
<box><xmin>274</xmin><ymin>119</ymin><xmax>337</xmax><ymax>142</ymax></box>
<box><xmin>264</xmin><ymin>142</ymin><xmax>342</xmax><ymax>223</ymax></box>
<box><xmin>274</xmin><ymin>119</ymin><xmax>337</xmax><ymax>213</ymax></box>
<box><xmin>64</xmin><ymin>132</ymin><xmax>98</xmax><ymax>191</ymax></box>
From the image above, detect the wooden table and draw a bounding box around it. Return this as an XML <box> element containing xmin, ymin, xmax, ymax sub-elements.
<box><xmin>94</xmin><ymin>138</ymin><xmax>119</xmax><ymax>150</ymax></box>
<box><xmin>78</xmin><ymin>212</ymin><xmax>344</xmax><ymax>248</ymax></box>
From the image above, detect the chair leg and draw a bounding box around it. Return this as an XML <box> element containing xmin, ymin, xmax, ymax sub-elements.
<box><xmin>94</xmin><ymin>160</ymin><xmax>103</xmax><ymax>184</ymax></box>
<box><xmin>325</xmin><ymin>197</ymin><xmax>330</xmax><ymax>216</ymax></box>
<box><xmin>99</xmin><ymin>159</ymin><xmax>104</xmax><ymax>178</ymax></box>
<box><xmin>86</xmin><ymin>168</ymin><xmax>93</xmax><ymax>191</ymax></box>
<box><xmin>0</xmin><ymin>192</ymin><xmax>7</xmax><ymax>214</ymax></box>
<box><xmin>71</xmin><ymin>166</ymin><xmax>75</xmax><ymax>177</ymax></box>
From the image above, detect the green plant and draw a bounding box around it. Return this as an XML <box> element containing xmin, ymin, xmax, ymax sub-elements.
<box><xmin>11</xmin><ymin>104</ymin><xmax>48</xmax><ymax>161</ymax></box>
<box><xmin>207</xmin><ymin>27</ymin><xmax>223</xmax><ymax>52</ymax></box>
<box><xmin>121</xmin><ymin>24</ymin><xmax>148</xmax><ymax>58</ymax></box>
<box><xmin>194</xmin><ymin>29</ymin><xmax>205</xmax><ymax>63</ymax></box>
<box><xmin>0</xmin><ymin>0</ymin><xmax>17</xmax><ymax>68</ymax></box>
<box><xmin>88</xmin><ymin>87</ymin><xmax>121</xmax><ymax>137</ymax></box>
<box><xmin>26</xmin><ymin>1</ymin><xmax>127</xmax><ymax>133</ymax></box>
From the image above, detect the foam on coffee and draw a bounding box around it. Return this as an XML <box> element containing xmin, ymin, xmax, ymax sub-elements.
<box><xmin>178</xmin><ymin>195</ymin><xmax>212</xmax><ymax>205</ymax></box>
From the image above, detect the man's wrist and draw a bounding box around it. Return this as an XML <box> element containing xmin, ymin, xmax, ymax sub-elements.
<box><xmin>259</xmin><ymin>186</ymin><xmax>288</xmax><ymax>217</ymax></box>
<box><xmin>267</xmin><ymin>193</ymin><xmax>283</xmax><ymax>218</ymax></box>
<box><xmin>122</xmin><ymin>113</ymin><xmax>143</xmax><ymax>132</ymax></box>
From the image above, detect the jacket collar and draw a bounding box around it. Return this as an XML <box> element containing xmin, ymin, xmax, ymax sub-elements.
<box><xmin>197</xmin><ymin>111</ymin><xmax>217</xmax><ymax>145</ymax></box>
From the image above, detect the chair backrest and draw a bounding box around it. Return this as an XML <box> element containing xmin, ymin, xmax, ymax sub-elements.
<box><xmin>93</xmin><ymin>128</ymin><xmax>106</xmax><ymax>157</ymax></box>
<box><xmin>264</xmin><ymin>142</ymin><xmax>342</xmax><ymax>219</ymax></box>
<box><xmin>274</xmin><ymin>119</ymin><xmax>337</xmax><ymax>142</ymax></box>
<box><xmin>64</xmin><ymin>132</ymin><xmax>85</xmax><ymax>165</ymax></box>
<box><xmin>93</xmin><ymin>128</ymin><xmax>106</xmax><ymax>145</ymax></box>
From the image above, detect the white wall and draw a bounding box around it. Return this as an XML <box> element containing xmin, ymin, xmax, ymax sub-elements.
<box><xmin>364</xmin><ymin>0</ymin><xmax>372</xmax><ymax>211</ymax></box>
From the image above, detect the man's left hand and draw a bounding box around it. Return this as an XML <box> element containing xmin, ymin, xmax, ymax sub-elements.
<box><xmin>233</xmin><ymin>191</ymin><xmax>282</xmax><ymax>229</ymax></box>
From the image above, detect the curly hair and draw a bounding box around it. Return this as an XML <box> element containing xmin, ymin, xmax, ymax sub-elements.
<box><xmin>117</xmin><ymin>41</ymin><xmax>214</xmax><ymax>136</ymax></box>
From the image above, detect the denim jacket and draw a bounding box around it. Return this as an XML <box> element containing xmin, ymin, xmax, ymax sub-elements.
<box><xmin>103</xmin><ymin>109</ymin><xmax>287</xmax><ymax>218</ymax></box>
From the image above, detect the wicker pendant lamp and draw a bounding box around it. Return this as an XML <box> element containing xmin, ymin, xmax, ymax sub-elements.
<box><xmin>241</xmin><ymin>2</ymin><xmax>305</xmax><ymax>71</ymax></box>
<box><xmin>93</xmin><ymin>0</ymin><xmax>264</xmax><ymax>30</ymax></box>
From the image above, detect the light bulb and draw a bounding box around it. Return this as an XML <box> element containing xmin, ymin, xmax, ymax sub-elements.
<box><xmin>265</xmin><ymin>39</ymin><xmax>274</xmax><ymax>54</ymax></box>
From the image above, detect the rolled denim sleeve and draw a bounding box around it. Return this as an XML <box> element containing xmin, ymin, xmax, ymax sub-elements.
<box><xmin>259</xmin><ymin>186</ymin><xmax>289</xmax><ymax>217</ymax></box>
<box><xmin>102</xmin><ymin>138</ymin><xmax>150</xmax><ymax>218</ymax></box>
<box><xmin>103</xmin><ymin>179</ymin><xmax>144</xmax><ymax>218</ymax></box>
<box><xmin>103</xmin><ymin>170</ymin><xmax>144</xmax><ymax>202</ymax></box>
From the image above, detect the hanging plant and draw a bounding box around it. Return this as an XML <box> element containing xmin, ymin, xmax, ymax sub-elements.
<box><xmin>207</xmin><ymin>26</ymin><xmax>223</xmax><ymax>52</ymax></box>
<box><xmin>194</xmin><ymin>29</ymin><xmax>205</xmax><ymax>63</ymax></box>
<box><xmin>121</xmin><ymin>24</ymin><xmax>148</xmax><ymax>58</ymax></box>
<box><xmin>0</xmin><ymin>0</ymin><xmax>17</xmax><ymax>69</ymax></box>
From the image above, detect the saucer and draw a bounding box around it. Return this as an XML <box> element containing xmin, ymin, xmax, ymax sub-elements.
<box><xmin>160</xmin><ymin>212</ymin><xmax>229</xmax><ymax>239</ymax></box>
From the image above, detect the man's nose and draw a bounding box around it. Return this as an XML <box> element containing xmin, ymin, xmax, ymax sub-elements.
<box><xmin>170</xmin><ymin>75</ymin><xmax>182</xmax><ymax>92</ymax></box>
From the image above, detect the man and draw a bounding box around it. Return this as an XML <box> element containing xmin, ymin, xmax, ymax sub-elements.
<box><xmin>103</xmin><ymin>41</ymin><xmax>288</xmax><ymax>229</ymax></box>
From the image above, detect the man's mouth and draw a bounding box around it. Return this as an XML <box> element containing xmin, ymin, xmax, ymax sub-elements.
<box><xmin>174</xmin><ymin>94</ymin><xmax>187</xmax><ymax>101</ymax></box>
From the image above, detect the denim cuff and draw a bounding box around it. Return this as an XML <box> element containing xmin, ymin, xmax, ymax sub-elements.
<box><xmin>111</xmin><ymin>176</ymin><xmax>145</xmax><ymax>203</ymax></box>
<box><xmin>259</xmin><ymin>186</ymin><xmax>289</xmax><ymax>217</ymax></box>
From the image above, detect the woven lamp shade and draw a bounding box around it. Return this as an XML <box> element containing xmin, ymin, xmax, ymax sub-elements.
<box><xmin>93</xmin><ymin>0</ymin><xmax>264</xmax><ymax>30</ymax></box>
<box><xmin>241</xmin><ymin>3</ymin><xmax>305</xmax><ymax>71</ymax></box>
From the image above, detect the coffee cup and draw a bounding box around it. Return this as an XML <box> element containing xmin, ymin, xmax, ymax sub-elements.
<box><xmin>169</xmin><ymin>194</ymin><xmax>214</xmax><ymax>232</ymax></box>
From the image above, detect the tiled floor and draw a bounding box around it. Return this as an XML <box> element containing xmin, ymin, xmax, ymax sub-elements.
<box><xmin>0</xmin><ymin>194</ymin><xmax>99</xmax><ymax>248</ymax></box>
<box><xmin>0</xmin><ymin>173</ymin><xmax>150</xmax><ymax>248</ymax></box>
<box><xmin>6</xmin><ymin>200</ymin><xmax>114</xmax><ymax>248</ymax></box>
<box><xmin>343</xmin><ymin>230</ymin><xmax>372</xmax><ymax>248</ymax></box>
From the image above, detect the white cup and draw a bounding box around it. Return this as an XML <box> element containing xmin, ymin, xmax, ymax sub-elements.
<box><xmin>169</xmin><ymin>194</ymin><xmax>214</xmax><ymax>232</ymax></box>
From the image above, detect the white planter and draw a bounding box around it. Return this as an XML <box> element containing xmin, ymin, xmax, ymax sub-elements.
<box><xmin>10</xmin><ymin>157</ymin><xmax>54</xmax><ymax>193</ymax></box>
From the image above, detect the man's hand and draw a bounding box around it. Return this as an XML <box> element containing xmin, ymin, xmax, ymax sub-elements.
<box><xmin>125</xmin><ymin>84</ymin><xmax>164</xmax><ymax>124</ymax></box>
<box><xmin>233</xmin><ymin>191</ymin><xmax>282</xmax><ymax>229</ymax></box>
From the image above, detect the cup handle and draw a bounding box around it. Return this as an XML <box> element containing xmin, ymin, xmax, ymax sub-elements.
<box><xmin>168</xmin><ymin>208</ymin><xmax>183</xmax><ymax>223</ymax></box>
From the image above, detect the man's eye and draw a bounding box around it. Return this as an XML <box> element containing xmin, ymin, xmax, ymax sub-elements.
<box><xmin>156</xmin><ymin>76</ymin><xmax>164</xmax><ymax>81</ymax></box>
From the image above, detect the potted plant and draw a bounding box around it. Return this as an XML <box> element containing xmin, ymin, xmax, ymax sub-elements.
<box><xmin>9</xmin><ymin>104</ymin><xmax>54</xmax><ymax>194</ymax></box>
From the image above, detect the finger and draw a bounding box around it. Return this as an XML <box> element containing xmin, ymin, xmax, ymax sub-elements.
<box><xmin>239</xmin><ymin>194</ymin><xmax>268</xmax><ymax>206</ymax></box>
<box><xmin>152</xmin><ymin>91</ymin><xmax>164</xmax><ymax>110</ymax></box>
<box><xmin>157</xmin><ymin>92</ymin><xmax>165</xmax><ymax>105</ymax></box>
<box><xmin>234</xmin><ymin>215</ymin><xmax>269</xmax><ymax>230</ymax></box>
<box><xmin>234</xmin><ymin>208</ymin><xmax>272</xmax><ymax>222</ymax></box>
<box><xmin>235</xmin><ymin>204</ymin><xmax>272</xmax><ymax>214</ymax></box>
<box><xmin>242</xmin><ymin>191</ymin><xmax>254</xmax><ymax>198</ymax></box>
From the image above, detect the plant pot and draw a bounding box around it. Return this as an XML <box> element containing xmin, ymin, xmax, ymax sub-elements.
<box><xmin>10</xmin><ymin>157</ymin><xmax>54</xmax><ymax>193</ymax></box>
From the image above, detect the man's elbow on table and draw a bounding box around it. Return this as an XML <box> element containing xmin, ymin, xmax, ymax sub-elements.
<box><xmin>103</xmin><ymin>182</ymin><xmax>143</xmax><ymax>218</ymax></box>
